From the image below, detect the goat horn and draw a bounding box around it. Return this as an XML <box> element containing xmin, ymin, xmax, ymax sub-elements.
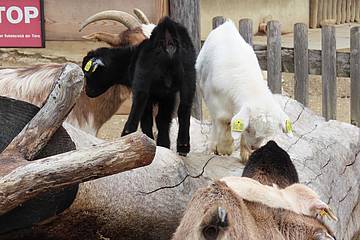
<box><xmin>79</xmin><ymin>10</ymin><xmax>141</xmax><ymax>31</ymax></box>
<box><xmin>133</xmin><ymin>8</ymin><xmax>150</xmax><ymax>24</ymax></box>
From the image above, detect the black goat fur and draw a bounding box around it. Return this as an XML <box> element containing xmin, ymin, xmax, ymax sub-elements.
<box><xmin>82</xmin><ymin>17</ymin><xmax>196</xmax><ymax>156</ymax></box>
<box><xmin>242</xmin><ymin>140</ymin><xmax>299</xmax><ymax>188</ymax></box>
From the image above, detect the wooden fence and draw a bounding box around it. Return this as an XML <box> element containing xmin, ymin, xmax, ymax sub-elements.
<box><xmin>210</xmin><ymin>16</ymin><xmax>360</xmax><ymax>126</ymax></box>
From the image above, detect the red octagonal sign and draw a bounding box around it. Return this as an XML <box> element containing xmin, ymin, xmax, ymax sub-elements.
<box><xmin>0</xmin><ymin>0</ymin><xmax>45</xmax><ymax>48</ymax></box>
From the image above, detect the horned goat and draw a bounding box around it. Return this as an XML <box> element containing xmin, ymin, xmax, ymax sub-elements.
<box><xmin>82</xmin><ymin>17</ymin><xmax>196</xmax><ymax>156</ymax></box>
<box><xmin>79</xmin><ymin>8</ymin><xmax>156</xmax><ymax>47</ymax></box>
<box><xmin>197</xmin><ymin>20</ymin><xmax>292</xmax><ymax>163</ymax></box>
<box><xmin>0</xmin><ymin>64</ymin><xmax>130</xmax><ymax>136</ymax></box>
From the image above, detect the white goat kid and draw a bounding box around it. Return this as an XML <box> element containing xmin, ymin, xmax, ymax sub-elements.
<box><xmin>197</xmin><ymin>21</ymin><xmax>292</xmax><ymax>162</ymax></box>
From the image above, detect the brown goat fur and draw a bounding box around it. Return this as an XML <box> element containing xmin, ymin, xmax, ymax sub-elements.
<box><xmin>82</xmin><ymin>27</ymin><xmax>146</xmax><ymax>47</ymax></box>
<box><xmin>172</xmin><ymin>181</ymin><xmax>335</xmax><ymax>240</ymax></box>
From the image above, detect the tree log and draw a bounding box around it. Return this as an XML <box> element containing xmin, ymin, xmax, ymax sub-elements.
<box><xmin>4</xmin><ymin>96</ymin><xmax>358</xmax><ymax>240</ymax></box>
<box><xmin>0</xmin><ymin>132</ymin><xmax>155</xmax><ymax>215</ymax></box>
<box><xmin>0</xmin><ymin>63</ymin><xmax>84</xmax><ymax>161</ymax></box>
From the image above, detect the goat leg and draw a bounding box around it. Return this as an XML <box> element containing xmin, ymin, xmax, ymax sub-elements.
<box><xmin>155</xmin><ymin>96</ymin><xmax>176</xmax><ymax>148</ymax></box>
<box><xmin>122</xmin><ymin>91</ymin><xmax>149</xmax><ymax>136</ymax></box>
<box><xmin>177</xmin><ymin>85</ymin><xmax>195</xmax><ymax>156</ymax></box>
<box><xmin>140</xmin><ymin>100</ymin><xmax>154</xmax><ymax>139</ymax></box>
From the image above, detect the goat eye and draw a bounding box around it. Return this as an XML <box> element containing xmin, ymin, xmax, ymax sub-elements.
<box><xmin>202</xmin><ymin>225</ymin><xmax>219</xmax><ymax>240</ymax></box>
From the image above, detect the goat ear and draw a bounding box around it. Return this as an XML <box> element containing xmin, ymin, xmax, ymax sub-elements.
<box><xmin>231</xmin><ymin>106</ymin><xmax>250</xmax><ymax>139</ymax></box>
<box><xmin>83</xmin><ymin>58</ymin><xmax>105</xmax><ymax>73</ymax></box>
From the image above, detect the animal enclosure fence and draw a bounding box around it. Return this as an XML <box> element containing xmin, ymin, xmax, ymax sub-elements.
<box><xmin>209</xmin><ymin>16</ymin><xmax>360</xmax><ymax>127</ymax></box>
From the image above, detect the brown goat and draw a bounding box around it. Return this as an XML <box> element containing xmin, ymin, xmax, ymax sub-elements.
<box><xmin>0</xmin><ymin>64</ymin><xmax>130</xmax><ymax>136</ymax></box>
<box><xmin>172</xmin><ymin>181</ymin><xmax>335</xmax><ymax>240</ymax></box>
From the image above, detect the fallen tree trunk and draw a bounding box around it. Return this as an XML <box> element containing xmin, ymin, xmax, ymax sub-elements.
<box><xmin>0</xmin><ymin>132</ymin><xmax>155</xmax><ymax>215</ymax></box>
<box><xmin>2</xmin><ymin>95</ymin><xmax>359</xmax><ymax>240</ymax></box>
<box><xmin>0</xmin><ymin>62</ymin><xmax>84</xmax><ymax>173</ymax></box>
<box><xmin>0</xmin><ymin>63</ymin><xmax>156</xmax><ymax>231</ymax></box>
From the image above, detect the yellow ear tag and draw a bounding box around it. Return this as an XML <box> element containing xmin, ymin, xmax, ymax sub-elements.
<box><xmin>319</xmin><ymin>209</ymin><xmax>327</xmax><ymax>217</ymax></box>
<box><xmin>84</xmin><ymin>59</ymin><xmax>93</xmax><ymax>72</ymax></box>
<box><xmin>285</xmin><ymin>119</ymin><xmax>293</xmax><ymax>133</ymax></box>
<box><xmin>232</xmin><ymin>119</ymin><xmax>244</xmax><ymax>132</ymax></box>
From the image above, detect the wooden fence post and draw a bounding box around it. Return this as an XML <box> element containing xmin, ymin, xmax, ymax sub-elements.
<box><xmin>239</xmin><ymin>18</ymin><xmax>253</xmax><ymax>46</ymax></box>
<box><xmin>321</xmin><ymin>25</ymin><xmax>337</xmax><ymax>120</ymax></box>
<box><xmin>350</xmin><ymin>26</ymin><xmax>360</xmax><ymax>126</ymax></box>
<box><xmin>212</xmin><ymin>16</ymin><xmax>226</xmax><ymax>29</ymax></box>
<box><xmin>267</xmin><ymin>21</ymin><xmax>282</xmax><ymax>94</ymax></box>
<box><xmin>294</xmin><ymin>23</ymin><xmax>309</xmax><ymax>106</ymax></box>
<box><xmin>169</xmin><ymin>0</ymin><xmax>202</xmax><ymax>120</ymax></box>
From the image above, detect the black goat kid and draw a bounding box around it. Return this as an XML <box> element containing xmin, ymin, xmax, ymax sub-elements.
<box><xmin>82</xmin><ymin>17</ymin><xmax>196</xmax><ymax>156</ymax></box>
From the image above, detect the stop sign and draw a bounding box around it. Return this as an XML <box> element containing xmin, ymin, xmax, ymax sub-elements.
<box><xmin>0</xmin><ymin>0</ymin><xmax>44</xmax><ymax>47</ymax></box>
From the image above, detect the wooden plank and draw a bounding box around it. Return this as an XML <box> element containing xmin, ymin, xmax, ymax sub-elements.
<box><xmin>267</xmin><ymin>21</ymin><xmax>282</xmax><ymax>94</ymax></box>
<box><xmin>44</xmin><ymin>0</ymin><xmax>158</xmax><ymax>41</ymax></box>
<box><xmin>170</xmin><ymin>0</ymin><xmax>202</xmax><ymax>120</ymax></box>
<box><xmin>310</xmin><ymin>0</ymin><xmax>319</xmax><ymax>28</ymax></box>
<box><xmin>212</xmin><ymin>16</ymin><xmax>226</xmax><ymax>29</ymax></box>
<box><xmin>350</xmin><ymin>27</ymin><xmax>360</xmax><ymax>126</ymax></box>
<box><xmin>239</xmin><ymin>19</ymin><xmax>253</xmax><ymax>46</ymax></box>
<box><xmin>294</xmin><ymin>23</ymin><xmax>309</xmax><ymax>106</ymax></box>
<box><xmin>254</xmin><ymin>48</ymin><xmax>350</xmax><ymax>77</ymax></box>
<box><xmin>321</xmin><ymin>25</ymin><xmax>337</xmax><ymax>120</ymax></box>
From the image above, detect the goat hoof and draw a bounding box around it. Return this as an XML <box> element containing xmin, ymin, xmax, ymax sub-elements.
<box><xmin>178</xmin><ymin>152</ymin><xmax>187</xmax><ymax>157</ymax></box>
<box><xmin>177</xmin><ymin>143</ymin><xmax>190</xmax><ymax>156</ymax></box>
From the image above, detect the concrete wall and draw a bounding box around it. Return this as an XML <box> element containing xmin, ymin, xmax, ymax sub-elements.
<box><xmin>200</xmin><ymin>0</ymin><xmax>309</xmax><ymax>40</ymax></box>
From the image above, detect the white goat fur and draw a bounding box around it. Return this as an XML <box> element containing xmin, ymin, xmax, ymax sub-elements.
<box><xmin>196</xmin><ymin>21</ymin><xmax>291</xmax><ymax>162</ymax></box>
<box><xmin>221</xmin><ymin>176</ymin><xmax>331</xmax><ymax>218</ymax></box>
<box><xmin>141</xmin><ymin>24</ymin><xmax>156</xmax><ymax>38</ymax></box>
<box><xmin>0</xmin><ymin>64</ymin><xmax>130</xmax><ymax>136</ymax></box>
